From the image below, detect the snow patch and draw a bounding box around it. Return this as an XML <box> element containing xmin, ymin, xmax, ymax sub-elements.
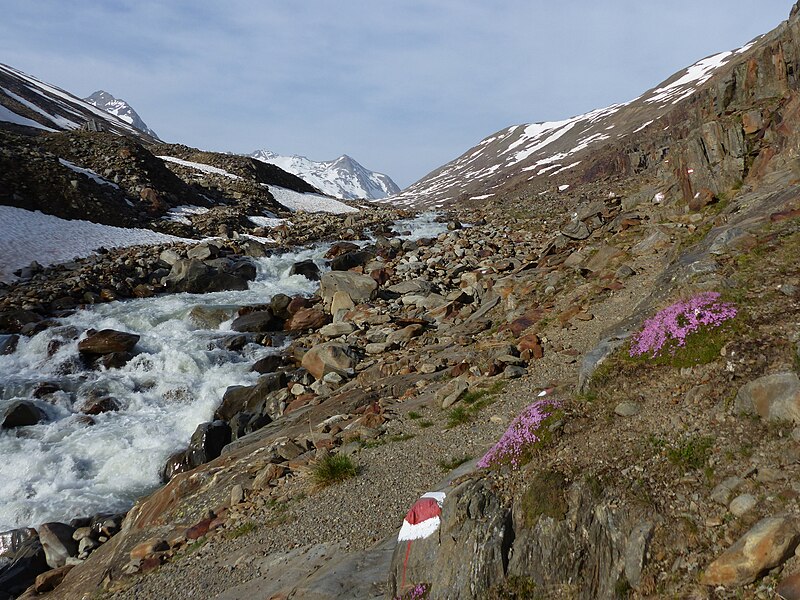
<box><xmin>158</xmin><ymin>156</ymin><xmax>240</xmax><ymax>180</ymax></box>
<box><xmin>58</xmin><ymin>159</ymin><xmax>119</xmax><ymax>189</ymax></box>
<box><xmin>266</xmin><ymin>186</ymin><xmax>358</xmax><ymax>214</ymax></box>
<box><xmin>163</xmin><ymin>205</ymin><xmax>210</xmax><ymax>225</ymax></box>
<box><xmin>0</xmin><ymin>206</ymin><xmax>192</xmax><ymax>282</ymax></box>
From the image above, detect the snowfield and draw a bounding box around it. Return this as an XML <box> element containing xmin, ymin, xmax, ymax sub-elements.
<box><xmin>158</xmin><ymin>156</ymin><xmax>241</xmax><ymax>180</ymax></box>
<box><xmin>0</xmin><ymin>206</ymin><xmax>192</xmax><ymax>282</ymax></box>
<box><xmin>266</xmin><ymin>185</ymin><xmax>359</xmax><ymax>214</ymax></box>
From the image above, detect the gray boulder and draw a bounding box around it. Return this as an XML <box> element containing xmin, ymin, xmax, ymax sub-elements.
<box><xmin>319</xmin><ymin>272</ymin><xmax>377</xmax><ymax>311</ymax></box>
<box><xmin>734</xmin><ymin>372</ymin><xmax>800</xmax><ymax>423</ymax></box>
<box><xmin>38</xmin><ymin>522</ymin><xmax>78</xmax><ymax>569</ymax></box>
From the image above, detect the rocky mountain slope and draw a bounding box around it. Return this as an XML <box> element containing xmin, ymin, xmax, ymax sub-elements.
<box><xmin>0</xmin><ymin>64</ymin><xmax>155</xmax><ymax>142</ymax></box>
<box><xmin>84</xmin><ymin>90</ymin><xmax>160</xmax><ymax>140</ymax></box>
<box><xmin>2</xmin><ymin>5</ymin><xmax>800</xmax><ymax>600</ymax></box>
<box><xmin>251</xmin><ymin>149</ymin><xmax>401</xmax><ymax>200</ymax></box>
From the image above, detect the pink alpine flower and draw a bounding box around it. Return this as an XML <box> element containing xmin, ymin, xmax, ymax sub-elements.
<box><xmin>478</xmin><ymin>399</ymin><xmax>559</xmax><ymax>469</ymax></box>
<box><xmin>629</xmin><ymin>292</ymin><xmax>737</xmax><ymax>358</ymax></box>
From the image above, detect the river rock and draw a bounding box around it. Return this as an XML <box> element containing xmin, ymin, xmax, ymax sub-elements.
<box><xmin>319</xmin><ymin>322</ymin><xmax>355</xmax><ymax>338</ymax></box>
<box><xmin>284</xmin><ymin>308</ymin><xmax>330</xmax><ymax>332</ymax></box>
<box><xmin>77</xmin><ymin>329</ymin><xmax>139</xmax><ymax>355</ymax></box>
<box><xmin>187</xmin><ymin>242</ymin><xmax>219</xmax><ymax>261</ymax></box>
<box><xmin>320</xmin><ymin>272</ymin><xmax>377</xmax><ymax>310</ymax></box>
<box><xmin>38</xmin><ymin>522</ymin><xmax>78</xmax><ymax>569</ymax></box>
<box><xmin>289</xmin><ymin>260</ymin><xmax>321</xmax><ymax>281</ymax></box>
<box><xmin>161</xmin><ymin>421</ymin><xmax>232</xmax><ymax>482</ymax></box>
<box><xmin>0</xmin><ymin>310</ymin><xmax>42</xmax><ymax>334</ymax></box>
<box><xmin>251</xmin><ymin>354</ymin><xmax>289</xmax><ymax>374</ymax></box>
<box><xmin>162</xmin><ymin>258</ymin><xmax>250</xmax><ymax>294</ymax></box>
<box><xmin>230</xmin><ymin>308</ymin><xmax>283</xmax><ymax>333</ymax></box>
<box><xmin>33</xmin><ymin>564</ymin><xmax>74</xmax><ymax>593</ymax></box>
<box><xmin>0</xmin><ymin>528</ymin><xmax>36</xmax><ymax>556</ymax></box>
<box><xmin>216</xmin><ymin>372</ymin><xmax>287</xmax><ymax>421</ymax></box>
<box><xmin>330</xmin><ymin>250</ymin><xmax>375</xmax><ymax>272</ymax></box>
<box><xmin>301</xmin><ymin>342</ymin><xmax>358</xmax><ymax>380</ymax></box>
<box><xmin>0</xmin><ymin>334</ymin><xmax>18</xmax><ymax>355</ymax></box>
<box><xmin>188</xmin><ymin>305</ymin><xmax>237</xmax><ymax>330</ymax></box>
<box><xmin>734</xmin><ymin>372</ymin><xmax>800</xmax><ymax>423</ymax></box>
<box><xmin>2</xmin><ymin>400</ymin><xmax>45</xmax><ymax>428</ymax></box>
<box><xmin>0</xmin><ymin>535</ymin><xmax>49</xmax><ymax>600</ymax></box>
<box><xmin>78</xmin><ymin>395</ymin><xmax>120</xmax><ymax>415</ymax></box>
<box><xmin>701</xmin><ymin>515</ymin><xmax>800</xmax><ymax>586</ymax></box>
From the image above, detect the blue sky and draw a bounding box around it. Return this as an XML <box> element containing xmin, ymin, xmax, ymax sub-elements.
<box><xmin>0</xmin><ymin>1</ymin><xmax>792</xmax><ymax>187</ymax></box>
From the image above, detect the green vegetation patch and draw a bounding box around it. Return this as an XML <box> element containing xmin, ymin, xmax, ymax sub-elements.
<box><xmin>311</xmin><ymin>453</ymin><xmax>358</xmax><ymax>486</ymax></box>
<box><xmin>519</xmin><ymin>469</ymin><xmax>568</xmax><ymax>528</ymax></box>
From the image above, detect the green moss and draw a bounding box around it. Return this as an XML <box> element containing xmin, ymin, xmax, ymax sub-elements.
<box><xmin>407</xmin><ymin>411</ymin><xmax>423</xmax><ymax>420</ymax></box>
<box><xmin>519</xmin><ymin>469</ymin><xmax>568</xmax><ymax>529</ymax></box>
<box><xmin>446</xmin><ymin>406</ymin><xmax>473</xmax><ymax>428</ymax></box>
<box><xmin>489</xmin><ymin>576</ymin><xmax>540</xmax><ymax>599</ymax></box>
<box><xmin>445</xmin><ymin>381</ymin><xmax>507</xmax><ymax>428</ymax></box>
<box><xmin>418</xmin><ymin>419</ymin><xmax>434</xmax><ymax>428</ymax></box>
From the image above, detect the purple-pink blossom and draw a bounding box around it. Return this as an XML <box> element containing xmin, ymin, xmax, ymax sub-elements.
<box><xmin>478</xmin><ymin>399</ymin><xmax>559</xmax><ymax>469</ymax></box>
<box><xmin>629</xmin><ymin>292</ymin><xmax>737</xmax><ymax>358</ymax></box>
<box><xmin>395</xmin><ymin>583</ymin><xmax>429</xmax><ymax>600</ymax></box>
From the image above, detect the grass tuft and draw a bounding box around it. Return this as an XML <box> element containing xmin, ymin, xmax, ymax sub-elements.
<box><xmin>311</xmin><ymin>454</ymin><xmax>358</xmax><ymax>487</ymax></box>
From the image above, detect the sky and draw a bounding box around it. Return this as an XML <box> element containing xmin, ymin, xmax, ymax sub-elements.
<box><xmin>0</xmin><ymin>1</ymin><xmax>793</xmax><ymax>188</ymax></box>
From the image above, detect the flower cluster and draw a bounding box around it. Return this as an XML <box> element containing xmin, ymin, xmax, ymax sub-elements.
<box><xmin>478</xmin><ymin>399</ymin><xmax>559</xmax><ymax>469</ymax></box>
<box><xmin>395</xmin><ymin>583</ymin><xmax>429</xmax><ymax>600</ymax></box>
<box><xmin>629</xmin><ymin>292</ymin><xmax>737</xmax><ymax>358</ymax></box>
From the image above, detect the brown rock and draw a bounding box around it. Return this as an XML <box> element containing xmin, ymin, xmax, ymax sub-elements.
<box><xmin>284</xmin><ymin>308</ymin><xmax>330</xmax><ymax>332</ymax></box>
<box><xmin>689</xmin><ymin>188</ymin><xmax>716</xmax><ymax>212</ymax></box>
<box><xmin>301</xmin><ymin>342</ymin><xmax>358</xmax><ymax>380</ymax></box>
<box><xmin>33</xmin><ymin>564</ymin><xmax>73</xmax><ymax>593</ymax></box>
<box><xmin>701</xmin><ymin>516</ymin><xmax>800</xmax><ymax>586</ymax></box>
<box><xmin>130</xmin><ymin>538</ymin><xmax>169</xmax><ymax>561</ymax></box>
<box><xmin>287</xmin><ymin>296</ymin><xmax>313</xmax><ymax>315</ymax></box>
<box><xmin>517</xmin><ymin>333</ymin><xmax>544</xmax><ymax>359</ymax></box>
<box><xmin>777</xmin><ymin>572</ymin><xmax>800</xmax><ymax>599</ymax></box>
<box><xmin>185</xmin><ymin>518</ymin><xmax>214</xmax><ymax>540</ymax></box>
<box><xmin>78</xmin><ymin>329</ymin><xmax>139</xmax><ymax>355</ymax></box>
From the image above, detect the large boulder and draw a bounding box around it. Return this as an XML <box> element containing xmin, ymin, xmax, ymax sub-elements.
<box><xmin>215</xmin><ymin>372</ymin><xmax>288</xmax><ymax>421</ymax></box>
<box><xmin>2</xmin><ymin>400</ymin><xmax>45</xmax><ymax>429</ymax></box>
<box><xmin>289</xmin><ymin>260</ymin><xmax>321</xmax><ymax>281</ymax></box>
<box><xmin>734</xmin><ymin>372</ymin><xmax>800</xmax><ymax>423</ymax></box>
<box><xmin>330</xmin><ymin>250</ymin><xmax>375</xmax><ymax>272</ymax></box>
<box><xmin>301</xmin><ymin>342</ymin><xmax>359</xmax><ymax>380</ymax></box>
<box><xmin>161</xmin><ymin>420</ymin><xmax>232</xmax><ymax>482</ymax></box>
<box><xmin>162</xmin><ymin>258</ymin><xmax>251</xmax><ymax>294</ymax></box>
<box><xmin>701</xmin><ymin>516</ymin><xmax>800</xmax><ymax>586</ymax></box>
<box><xmin>0</xmin><ymin>535</ymin><xmax>49</xmax><ymax>600</ymax></box>
<box><xmin>77</xmin><ymin>329</ymin><xmax>139</xmax><ymax>355</ymax></box>
<box><xmin>319</xmin><ymin>272</ymin><xmax>377</xmax><ymax>311</ymax></box>
<box><xmin>38</xmin><ymin>522</ymin><xmax>78</xmax><ymax>569</ymax></box>
<box><xmin>284</xmin><ymin>308</ymin><xmax>330</xmax><ymax>332</ymax></box>
<box><xmin>230</xmin><ymin>308</ymin><xmax>283</xmax><ymax>333</ymax></box>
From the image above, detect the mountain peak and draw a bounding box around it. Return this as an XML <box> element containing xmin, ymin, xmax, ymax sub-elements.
<box><xmin>83</xmin><ymin>90</ymin><xmax>160</xmax><ymax>140</ymax></box>
<box><xmin>251</xmin><ymin>149</ymin><xmax>400</xmax><ymax>200</ymax></box>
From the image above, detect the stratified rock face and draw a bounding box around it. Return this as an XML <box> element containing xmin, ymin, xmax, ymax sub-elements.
<box><xmin>384</xmin><ymin>13</ymin><xmax>800</xmax><ymax>211</ymax></box>
<box><xmin>388</xmin><ymin>478</ymin><xmax>654</xmax><ymax>600</ymax></box>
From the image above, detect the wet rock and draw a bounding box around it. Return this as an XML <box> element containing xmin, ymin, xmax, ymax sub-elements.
<box><xmin>216</xmin><ymin>372</ymin><xmax>287</xmax><ymax>421</ymax></box>
<box><xmin>330</xmin><ymin>250</ymin><xmax>375</xmax><ymax>271</ymax></box>
<box><xmin>734</xmin><ymin>372</ymin><xmax>800</xmax><ymax>423</ymax></box>
<box><xmin>78</xmin><ymin>395</ymin><xmax>120</xmax><ymax>415</ymax></box>
<box><xmin>251</xmin><ymin>354</ymin><xmax>289</xmax><ymax>374</ymax></box>
<box><xmin>0</xmin><ymin>535</ymin><xmax>49</xmax><ymax>600</ymax></box>
<box><xmin>188</xmin><ymin>305</ymin><xmax>237</xmax><ymax>329</ymax></box>
<box><xmin>162</xmin><ymin>258</ymin><xmax>250</xmax><ymax>294</ymax></box>
<box><xmin>0</xmin><ymin>528</ymin><xmax>36</xmax><ymax>556</ymax></box>
<box><xmin>0</xmin><ymin>334</ymin><xmax>19</xmax><ymax>355</ymax></box>
<box><xmin>2</xmin><ymin>401</ymin><xmax>45</xmax><ymax>429</ymax></box>
<box><xmin>701</xmin><ymin>516</ymin><xmax>800</xmax><ymax>586</ymax></box>
<box><xmin>38</xmin><ymin>522</ymin><xmax>78</xmax><ymax>569</ymax></box>
<box><xmin>0</xmin><ymin>310</ymin><xmax>42</xmax><ymax>334</ymax></box>
<box><xmin>289</xmin><ymin>259</ymin><xmax>321</xmax><ymax>281</ymax></box>
<box><xmin>77</xmin><ymin>329</ymin><xmax>140</xmax><ymax>355</ymax></box>
<box><xmin>301</xmin><ymin>342</ymin><xmax>359</xmax><ymax>380</ymax></box>
<box><xmin>161</xmin><ymin>421</ymin><xmax>232</xmax><ymax>482</ymax></box>
<box><xmin>230</xmin><ymin>308</ymin><xmax>283</xmax><ymax>333</ymax></box>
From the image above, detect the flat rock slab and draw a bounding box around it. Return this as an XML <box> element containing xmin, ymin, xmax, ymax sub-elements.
<box><xmin>701</xmin><ymin>515</ymin><xmax>800</xmax><ymax>586</ymax></box>
<box><xmin>77</xmin><ymin>329</ymin><xmax>139</xmax><ymax>355</ymax></box>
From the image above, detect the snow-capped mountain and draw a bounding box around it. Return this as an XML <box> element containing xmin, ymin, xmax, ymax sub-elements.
<box><xmin>84</xmin><ymin>90</ymin><xmax>159</xmax><ymax>139</ymax></box>
<box><xmin>250</xmin><ymin>150</ymin><xmax>400</xmax><ymax>200</ymax></box>
<box><xmin>0</xmin><ymin>64</ymin><xmax>155</xmax><ymax>141</ymax></box>
<box><xmin>385</xmin><ymin>36</ymin><xmax>762</xmax><ymax>209</ymax></box>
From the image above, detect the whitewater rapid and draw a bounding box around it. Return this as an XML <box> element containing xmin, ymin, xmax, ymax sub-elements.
<box><xmin>0</xmin><ymin>213</ymin><xmax>446</xmax><ymax>531</ymax></box>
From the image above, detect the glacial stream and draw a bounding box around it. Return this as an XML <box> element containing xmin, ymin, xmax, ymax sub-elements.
<box><xmin>0</xmin><ymin>213</ymin><xmax>446</xmax><ymax>531</ymax></box>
